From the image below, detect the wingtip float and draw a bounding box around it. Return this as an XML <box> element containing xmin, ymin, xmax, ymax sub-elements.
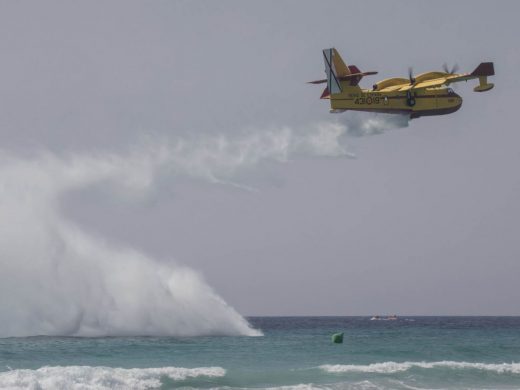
<box><xmin>309</xmin><ymin>48</ymin><xmax>495</xmax><ymax>119</ymax></box>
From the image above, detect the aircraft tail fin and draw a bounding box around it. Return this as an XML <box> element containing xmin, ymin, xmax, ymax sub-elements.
<box><xmin>322</xmin><ymin>48</ymin><xmax>349</xmax><ymax>94</ymax></box>
<box><xmin>308</xmin><ymin>48</ymin><xmax>378</xmax><ymax>98</ymax></box>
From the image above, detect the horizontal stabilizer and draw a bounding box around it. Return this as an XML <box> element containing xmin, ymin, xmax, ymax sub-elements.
<box><xmin>308</xmin><ymin>78</ymin><xmax>327</xmax><ymax>84</ymax></box>
<box><xmin>308</xmin><ymin>71</ymin><xmax>378</xmax><ymax>85</ymax></box>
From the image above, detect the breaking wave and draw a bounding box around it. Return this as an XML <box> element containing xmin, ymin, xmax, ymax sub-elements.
<box><xmin>320</xmin><ymin>361</ymin><xmax>520</xmax><ymax>374</ymax></box>
<box><xmin>261</xmin><ymin>382</ymin><xmax>379</xmax><ymax>390</ymax></box>
<box><xmin>0</xmin><ymin>365</ymin><xmax>225</xmax><ymax>390</ymax></box>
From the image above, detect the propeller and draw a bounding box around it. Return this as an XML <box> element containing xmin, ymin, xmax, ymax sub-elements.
<box><xmin>408</xmin><ymin>67</ymin><xmax>416</xmax><ymax>85</ymax></box>
<box><xmin>442</xmin><ymin>63</ymin><xmax>459</xmax><ymax>74</ymax></box>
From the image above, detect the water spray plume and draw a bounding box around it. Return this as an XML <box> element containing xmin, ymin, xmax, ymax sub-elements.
<box><xmin>0</xmin><ymin>117</ymin><xmax>407</xmax><ymax>337</ymax></box>
<box><xmin>0</xmin><ymin>121</ymin><xmax>357</xmax><ymax>337</ymax></box>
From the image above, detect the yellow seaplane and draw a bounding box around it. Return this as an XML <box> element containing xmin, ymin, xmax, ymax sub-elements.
<box><xmin>309</xmin><ymin>48</ymin><xmax>494</xmax><ymax>119</ymax></box>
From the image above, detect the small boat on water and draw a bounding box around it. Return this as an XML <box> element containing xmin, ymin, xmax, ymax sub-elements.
<box><xmin>370</xmin><ymin>315</ymin><xmax>398</xmax><ymax>321</ymax></box>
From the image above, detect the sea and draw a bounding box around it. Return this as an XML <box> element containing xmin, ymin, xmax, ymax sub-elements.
<box><xmin>0</xmin><ymin>316</ymin><xmax>519</xmax><ymax>389</ymax></box>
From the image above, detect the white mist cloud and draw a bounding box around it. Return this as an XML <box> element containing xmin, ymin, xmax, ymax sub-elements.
<box><xmin>0</xmin><ymin>153</ymin><xmax>259</xmax><ymax>336</ymax></box>
<box><xmin>340</xmin><ymin>113</ymin><xmax>410</xmax><ymax>137</ymax></box>
<box><xmin>0</xmin><ymin>121</ymin><xmax>355</xmax><ymax>337</ymax></box>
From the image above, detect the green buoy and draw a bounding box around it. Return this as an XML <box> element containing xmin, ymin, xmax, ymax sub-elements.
<box><xmin>331</xmin><ymin>332</ymin><xmax>344</xmax><ymax>343</ymax></box>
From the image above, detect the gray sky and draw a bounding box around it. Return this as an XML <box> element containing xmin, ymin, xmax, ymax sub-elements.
<box><xmin>1</xmin><ymin>1</ymin><xmax>519</xmax><ymax>316</ymax></box>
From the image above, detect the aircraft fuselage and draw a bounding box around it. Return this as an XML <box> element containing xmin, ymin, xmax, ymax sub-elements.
<box><xmin>328</xmin><ymin>86</ymin><xmax>462</xmax><ymax>119</ymax></box>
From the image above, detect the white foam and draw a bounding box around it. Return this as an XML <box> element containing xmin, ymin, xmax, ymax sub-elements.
<box><xmin>263</xmin><ymin>380</ymin><xmax>383</xmax><ymax>390</ymax></box>
<box><xmin>0</xmin><ymin>365</ymin><xmax>225</xmax><ymax>390</ymax></box>
<box><xmin>320</xmin><ymin>361</ymin><xmax>520</xmax><ymax>374</ymax></box>
<box><xmin>265</xmin><ymin>385</ymin><xmax>326</xmax><ymax>390</ymax></box>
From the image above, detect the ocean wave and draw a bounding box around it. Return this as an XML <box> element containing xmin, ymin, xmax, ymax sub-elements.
<box><xmin>259</xmin><ymin>380</ymin><xmax>387</xmax><ymax>390</ymax></box>
<box><xmin>320</xmin><ymin>361</ymin><xmax>520</xmax><ymax>374</ymax></box>
<box><xmin>0</xmin><ymin>365</ymin><xmax>225</xmax><ymax>390</ymax></box>
<box><xmin>264</xmin><ymin>385</ymin><xmax>326</xmax><ymax>390</ymax></box>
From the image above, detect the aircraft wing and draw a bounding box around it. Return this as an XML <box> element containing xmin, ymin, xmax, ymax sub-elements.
<box><xmin>377</xmin><ymin>83</ymin><xmax>411</xmax><ymax>92</ymax></box>
<box><xmin>411</xmin><ymin>62</ymin><xmax>495</xmax><ymax>91</ymax></box>
<box><xmin>412</xmin><ymin>74</ymin><xmax>470</xmax><ymax>89</ymax></box>
<box><xmin>379</xmin><ymin>77</ymin><xmax>466</xmax><ymax>92</ymax></box>
<box><xmin>378</xmin><ymin>62</ymin><xmax>495</xmax><ymax>92</ymax></box>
